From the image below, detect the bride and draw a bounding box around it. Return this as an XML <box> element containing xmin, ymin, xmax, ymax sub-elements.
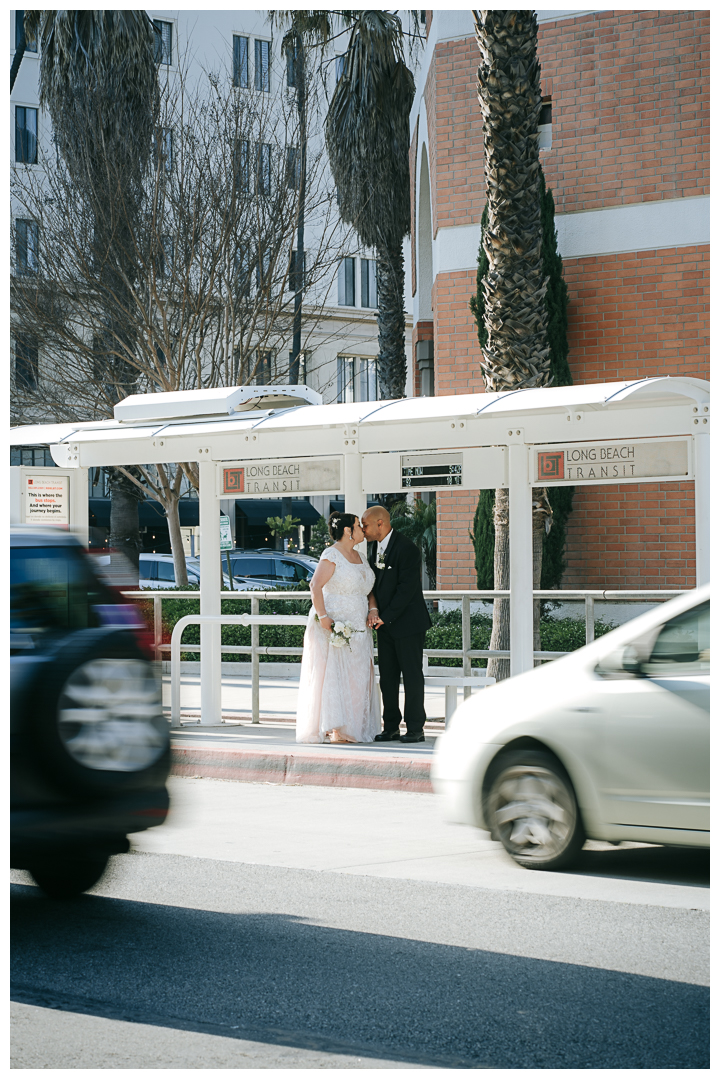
<box><xmin>296</xmin><ymin>512</ymin><xmax>382</xmax><ymax>744</ymax></box>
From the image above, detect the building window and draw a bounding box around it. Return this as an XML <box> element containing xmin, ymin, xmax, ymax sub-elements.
<box><xmin>286</xmin><ymin>43</ymin><xmax>299</xmax><ymax>88</ymax></box>
<box><xmin>154</xmin><ymin>127</ymin><xmax>173</xmax><ymax>173</ymax></box>
<box><xmin>338</xmin><ymin>257</ymin><xmax>355</xmax><ymax>306</ymax></box>
<box><xmin>256</xmin><ymin>245</ymin><xmax>271</xmax><ymax>291</ymax></box>
<box><xmin>153</xmin><ymin>20</ymin><xmax>172</xmax><ymax>65</ymax></box>
<box><xmin>233</xmin><ymin>248</ymin><xmax>252</xmax><ymax>295</ymax></box>
<box><xmin>539</xmin><ymin>99</ymin><xmax>552</xmax><ymax>150</ymax></box>
<box><xmin>159</xmin><ymin>236</ymin><xmax>174</xmax><ymax>277</ymax></box>
<box><xmin>11</xmin><ymin>446</ymin><xmax>56</xmax><ymax>467</ymax></box>
<box><xmin>335</xmin><ymin>55</ymin><xmax>345</xmax><ymax>82</ymax></box>
<box><xmin>257</xmin><ymin>142</ymin><xmax>272</xmax><ymax>195</ymax></box>
<box><xmin>15</xmin><ymin>218</ymin><xmax>39</xmax><ymax>274</ymax></box>
<box><xmin>15</xmin><ymin>335</ymin><xmax>39</xmax><ymax>391</ymax></box>
<box><xmin>337</xmin><ymin>356</ymin><xmax>377</xmax><ymax>404</ymax></box>
<box><xmin>255</xmin><ymin>350</ymin><xmax>273</xmax><ymax>385</ymax></box>
<box><xmin>15</xmin><ymin>105</ymin><xmax>38</xmax><ymax>164</ymax></box>
<box><xmin>285</xmin><ymin>145</ymin><xmax>300</xmax><ymax>190</ymax></box>
<box><xmin>234</xmin><ymin>139</ymin><xmax>251</xmax><ymax>192</ymax></box>
<box><xmin>15</xmin><ymin>11</ymin><xmax>37</xmax><ymax>52</ymax></box>
<box><xmin>254</xmin><ymin>39</ymin><xmax>270</xmax><ymax>92</ymax></box>
<box><xmin>233</xmin><ymin>35</ymin><xmax>248</xmax><ymax>88</ymax></box>
<box><xmin>361</xmin><ymin>258</ymin><xmax>377</xmax><ymax>308</ymax></box>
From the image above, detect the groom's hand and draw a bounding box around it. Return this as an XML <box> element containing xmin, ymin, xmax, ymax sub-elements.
<box><xmin>373</xmin><ymin>616</ymin><xmax>384</xmax><ymax>627</ymax></box>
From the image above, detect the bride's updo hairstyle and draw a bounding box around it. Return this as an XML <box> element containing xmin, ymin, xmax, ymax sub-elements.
<box><xmin>329</xmin><ymin>511</ymin><xmax>356</xmax><ymax>541</ymax></box>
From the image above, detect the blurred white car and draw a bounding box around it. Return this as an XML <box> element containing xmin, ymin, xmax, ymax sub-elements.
<box><xmin>431</xmin><ymin>584</ymin><xmax>710</xmax><ymax>870</ymax></box>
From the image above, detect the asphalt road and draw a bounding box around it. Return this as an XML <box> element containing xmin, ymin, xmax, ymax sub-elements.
<box><xmin>11</xmin><ymin>780</ymin><xmax>709</xmax><ymax>1070</ymax></box>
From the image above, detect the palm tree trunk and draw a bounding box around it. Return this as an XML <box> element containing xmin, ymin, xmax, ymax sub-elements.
<box><xmin>376</xmin><ymin>241</ymin><xmax>407</xmax><ymax>400</ymax></box>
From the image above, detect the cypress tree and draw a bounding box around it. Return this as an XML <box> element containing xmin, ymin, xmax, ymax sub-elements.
<box><xmin>469</xmin><ymin>172</ymin><xmax>573</xmax><ymax>589</ymax></box>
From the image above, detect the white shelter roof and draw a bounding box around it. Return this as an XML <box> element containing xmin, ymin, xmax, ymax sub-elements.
<box><xmin>10</xmin><ymin>377</ymin><xmax>709</xmax><ymax>469</ymax></box>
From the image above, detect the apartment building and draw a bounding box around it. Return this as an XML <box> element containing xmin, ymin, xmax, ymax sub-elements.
<box><xmin>409</xmin><ymin>9</ymin><xmax>709</xmax><ymax>590</ymax></box>
<box><xmin>10</xmin><ymin>10</ymin><xmax>414</xmax><ymax>549</ymax></box>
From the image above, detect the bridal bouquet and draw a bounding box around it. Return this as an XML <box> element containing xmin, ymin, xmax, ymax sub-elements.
<box><xmin>316</xmin><ymin>615</ymin><xmax>365</xmax><ymax>650</ymax></box>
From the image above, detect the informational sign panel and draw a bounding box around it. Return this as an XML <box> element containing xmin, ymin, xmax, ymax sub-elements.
<box><xmin>362</xmin><ymin>447</ymin><xmax>506</xmax><ymax>493</ymax></box>
<box><xmin>535</xmin><ymin>439</ymin><xmax>691</xmax><ymax>486</ymax></box>
<box><xmin>24</xmin><ymin>473</ymin><xmax>69</xmax><ymax>526</ymax></box>
<box><xmin>219</xmin><ymin>457</ymin><xmax>342</xmax><ymax>497</ymax></box>
<box><xmin>402</xmin><ymin>453</ymin><xmax>463</xmax><ymax>489</ymax></box>
<box><xmin>219</xmin><ymin>514</ymin><xmax>233</xmax><ymax>551</ymax></box>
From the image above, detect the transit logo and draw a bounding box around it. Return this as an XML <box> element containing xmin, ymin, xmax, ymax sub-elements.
<box><xmin>223</xmin><ymin>467</ymin><xmax>245</xmax><ymax>493</ymax></box>
<box><xmin>537</xmin><ymin>451</ymin><xmax>564</xmax><ymax>481</ymax></box>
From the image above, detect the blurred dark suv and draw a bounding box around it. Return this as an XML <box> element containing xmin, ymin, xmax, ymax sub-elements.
<box><xmin>11</xmin><ymin>527</ymin><xmax>171</xmax><ymax>898</ymax></box>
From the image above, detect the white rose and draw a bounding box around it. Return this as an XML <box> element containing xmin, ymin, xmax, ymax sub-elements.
<box><xmin>343</xmin><ymin>626</ymin><xmax>352</xmax><ymax>638</ymax></box>
<box><xmin>334</xmin><ymin>622</ymin><xmax>345</xmax><ymax>633</ymax></box>
<box><xmin>330</xmin><ymin>636</ymin><xmax>346</xmax><ymax>648</ymax></box>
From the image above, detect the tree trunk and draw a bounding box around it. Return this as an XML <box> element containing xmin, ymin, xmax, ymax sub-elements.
<box><xmin>108</xmin><ymin>470</ymin><xmax>143</xmax><ymax>584</ymax></box>
<box><xmin>166</xmin><ymin>496</ymin><xmax>189</xmax><ymax>587</ymax></box>
<box><xmin>376</xmin><ymin>240</ymin><xmax>407</xmax><ymax>400</ymax></box>
<box><xmin>487</xmin><ymin>488</ymin><xmax>509</xmax><ymax>682</ymax></box>
<box><xmin>289</xmin><ymin>35</ymin><xmax>305</xmax><ymax>387</ymax></box>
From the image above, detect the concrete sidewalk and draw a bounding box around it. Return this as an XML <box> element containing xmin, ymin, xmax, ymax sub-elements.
<box><xmin>164</xmin><ymin>672</ymin><xmax>444</xmax><ymax>793</ymax></box>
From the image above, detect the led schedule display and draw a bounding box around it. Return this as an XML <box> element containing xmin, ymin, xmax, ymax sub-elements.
<box><xmin>401</xmin><ymin>453</ymin><xmax>463</xmax><ymax>489</ymax></box>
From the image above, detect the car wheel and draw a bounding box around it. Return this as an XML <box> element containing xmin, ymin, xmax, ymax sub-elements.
<box><xmin>32</xmin><ymin>629</ymin><xmax>170</xmax><ymax>798</ymax></box>
<box><xmin>27</xmin><ymin>852</ymin><xmax>110</xmax><ymax>899</ymax></box>
<box><xmin>484</xmin><ymin>749</ymin><xmax>585</xmax><ymax>870</ymax></box>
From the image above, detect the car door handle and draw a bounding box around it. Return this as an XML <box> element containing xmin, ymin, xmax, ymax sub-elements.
<box><xmin>571</xmin><ymin>706</ymin><xmax>600</xmax><ymax>712</ymax></box>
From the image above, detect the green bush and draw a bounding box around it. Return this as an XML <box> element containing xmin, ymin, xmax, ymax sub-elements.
<box><xmin>147</xmin><ymin>593</ymin><xmax>615</xmax><ymax>666</ymax></box>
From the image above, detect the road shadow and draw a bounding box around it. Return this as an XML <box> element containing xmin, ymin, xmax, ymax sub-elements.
<box><xmin>568</xmin><ymin>843</ymin><xmax>710</xmax><ymax>888</ymax></box>
<box><xmin>11</xmin><ymin>883</ymin><xmax>708</xmax><ymax>1069</ymax></box>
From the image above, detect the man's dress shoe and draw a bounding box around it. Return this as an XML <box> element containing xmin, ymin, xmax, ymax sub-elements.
<box><xmin>374</xmin><ymin>730</ymin><xmax>400</xmax><ymax>742</ymax></box>
<box><xmin>399</xmin><ymin>732</ymin><xmax>425</xmax><ymax>743</ymax></box>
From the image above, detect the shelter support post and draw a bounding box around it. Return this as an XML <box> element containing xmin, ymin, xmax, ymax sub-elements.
<box><xmin>508</xmin><ymin>443</ymin><xmax>534</xmax><ymax>677</ymax></box>
<box><xmin>199</xmin><ymin>460</ymin><xmax>222</xmax><ymax>725</ymax></box>
<box><xmin>344</xmin><ymin>452</ymin><xmax>365</xmax><ymax>551</ymax></box>
<box><xmin>694</xmin><ymin>432</ymin><xmax>709</xmax><ymax>586</ymax></box>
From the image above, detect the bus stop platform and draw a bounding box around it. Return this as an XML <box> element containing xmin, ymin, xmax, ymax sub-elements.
<box><xmin>169</xmin><ymin>720</ymin><xmax>440</xmax><ymax>794</ymax></box>
<box><xmin>164</xmin><ymin>670</ymin><xmax>443</xmax><ymax>793</ymax></box>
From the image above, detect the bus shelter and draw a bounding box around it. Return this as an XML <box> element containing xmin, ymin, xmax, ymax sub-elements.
<box><xmin>10</xmin><ymin>376</ymin><xmax>710</xmax><ymax>725</ymax></box>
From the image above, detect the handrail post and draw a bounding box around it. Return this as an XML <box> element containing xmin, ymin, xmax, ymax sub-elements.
<box><xmin>585</xmin><ymin>596</ymin><xmax>595</xmax><ymax>644</ymax></box>
<box><xmin>251</xmin><ymin>596</ymin><xmax>260</xmax><ymax>724</ymax></box>
<box><xmin>461</xmin><ymin>594</ymin><xmax>472</xmax><ymax>700</ymax></box>
<box><xmin>154</xmin><ymin>594</ymin><xmax>162</xmax><ymax>663</ymax></box>
<box><xmin>171</xmin><ymin>614</ymin><xmax>193</xmax><ymax>725</ymax></box>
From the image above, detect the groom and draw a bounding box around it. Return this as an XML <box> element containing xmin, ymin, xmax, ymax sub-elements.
<box><xmin>362</xmin><ymin>505</ymin><xmax>432</xmax><ymax>743</ymax></box>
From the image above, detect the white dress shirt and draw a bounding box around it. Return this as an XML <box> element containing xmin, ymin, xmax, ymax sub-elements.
<box><xmin>377</xmin><ymin>529</ymin><xmax>393</xmax><ymax>557</ymax></box>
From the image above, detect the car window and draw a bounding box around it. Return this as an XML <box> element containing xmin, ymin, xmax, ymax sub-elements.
<box><xmin>155</xmin><ymin>561</ymin><xmax>175</xmax><ymax>582</ymax></box>
<box><xmin>276</xmin><ymin>559</ymin><xmax>302</xmax><ymax>582</ymax></box>
<box><xmin>11</xmin><ymin>545</ymin><xmax>108</xmax><ymax>633</ymax></box>
<box><xmin>643</xmin><ymin>601</ymin><xmax>710</xmax><ymax>677</ymax></box>
<box><xmin>139</xmin><ymin>558</ymin><xmax>156</xmax><ymax>580</ymax></box>
<box><xmin>231</xmin><ymin>557</ymin><xmax>274</xmax><ymax>580</ymax></box>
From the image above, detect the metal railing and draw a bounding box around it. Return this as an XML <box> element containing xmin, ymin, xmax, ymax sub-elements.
<box><xmin>121</xmin><ymin>587</ymin><xmax>685</xmax><ymax>724</ymax></box>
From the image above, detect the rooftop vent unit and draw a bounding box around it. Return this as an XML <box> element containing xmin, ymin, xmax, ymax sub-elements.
<box><xmin>114</xmin><ymin>385</ymin><xmax>321</xmax><ymax>424</ymax></box>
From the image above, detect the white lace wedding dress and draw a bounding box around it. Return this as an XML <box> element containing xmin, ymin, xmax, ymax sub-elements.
<box><xmin>296</xmin><ymin>547</ymin><xmax>382</xmax><ymax>744</ymax></box>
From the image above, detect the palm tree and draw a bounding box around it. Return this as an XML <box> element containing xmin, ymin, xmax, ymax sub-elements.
<box><xmin>473</xmin><ymin>9</ymin><xmax>553</xmax><ymax>679</ymax></box>
<box><xmin>326</xmin><ymin>12</ymin><xmax>415</xmax><ymax>400</ymax></box>
<box><xmin>22</xmin><ymin>10</ymin><xmax>159</xmax><ymax>579</ymax></box>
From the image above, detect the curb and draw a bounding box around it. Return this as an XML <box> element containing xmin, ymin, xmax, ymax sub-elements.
<box><xmin>171</xmin><ymin>745</ymin><xmax>433</xmax><ymax>793</ymax></box>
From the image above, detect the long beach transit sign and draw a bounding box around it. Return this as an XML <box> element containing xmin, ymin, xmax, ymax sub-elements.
<box><xmin>534</xmin><ymin>438</ymin><xmax>691</xmax><ymax>486</ymax></box>
<box><xmin>218</xmin><ymin>456</ymin><xmax>342</xmax><ymax>497</ymax></box>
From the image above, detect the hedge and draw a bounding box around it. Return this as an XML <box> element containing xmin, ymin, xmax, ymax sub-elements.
<box><xmin>135</xmin><ymin>590</ymin><xmax>615</xmax><ymax>666</ymax></box>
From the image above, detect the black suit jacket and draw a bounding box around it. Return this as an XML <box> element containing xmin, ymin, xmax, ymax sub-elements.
<box><xmin>368</xmin><ymin>531</ymin><xmax>432</xmax><ymax>640</ymax></box>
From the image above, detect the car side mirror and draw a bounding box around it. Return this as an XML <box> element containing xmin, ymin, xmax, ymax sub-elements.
<box><xmin>596</xmin><ymin>644</ymin><xmax>645</xmax><ymax>680</ymax></box>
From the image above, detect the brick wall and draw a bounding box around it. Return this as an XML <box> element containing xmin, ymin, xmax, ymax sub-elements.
<box><xmin>538</xmin><ymin>9</ymin><xmax>709</xmax><ymax>212</ymax></box>
<box><xmin>563</xmin><ymin>245</ymin><xmax>709</xmax><ymax>382</ymax></box>
<box><xmin>563</xmin><ymin>482</ymin><xmax>696</xmax><ymax>588</ymax></box>
<box><xmin>422</xmin><ymin>10</ymin><xmax>708</xmax><ymax>592</ymax></box>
